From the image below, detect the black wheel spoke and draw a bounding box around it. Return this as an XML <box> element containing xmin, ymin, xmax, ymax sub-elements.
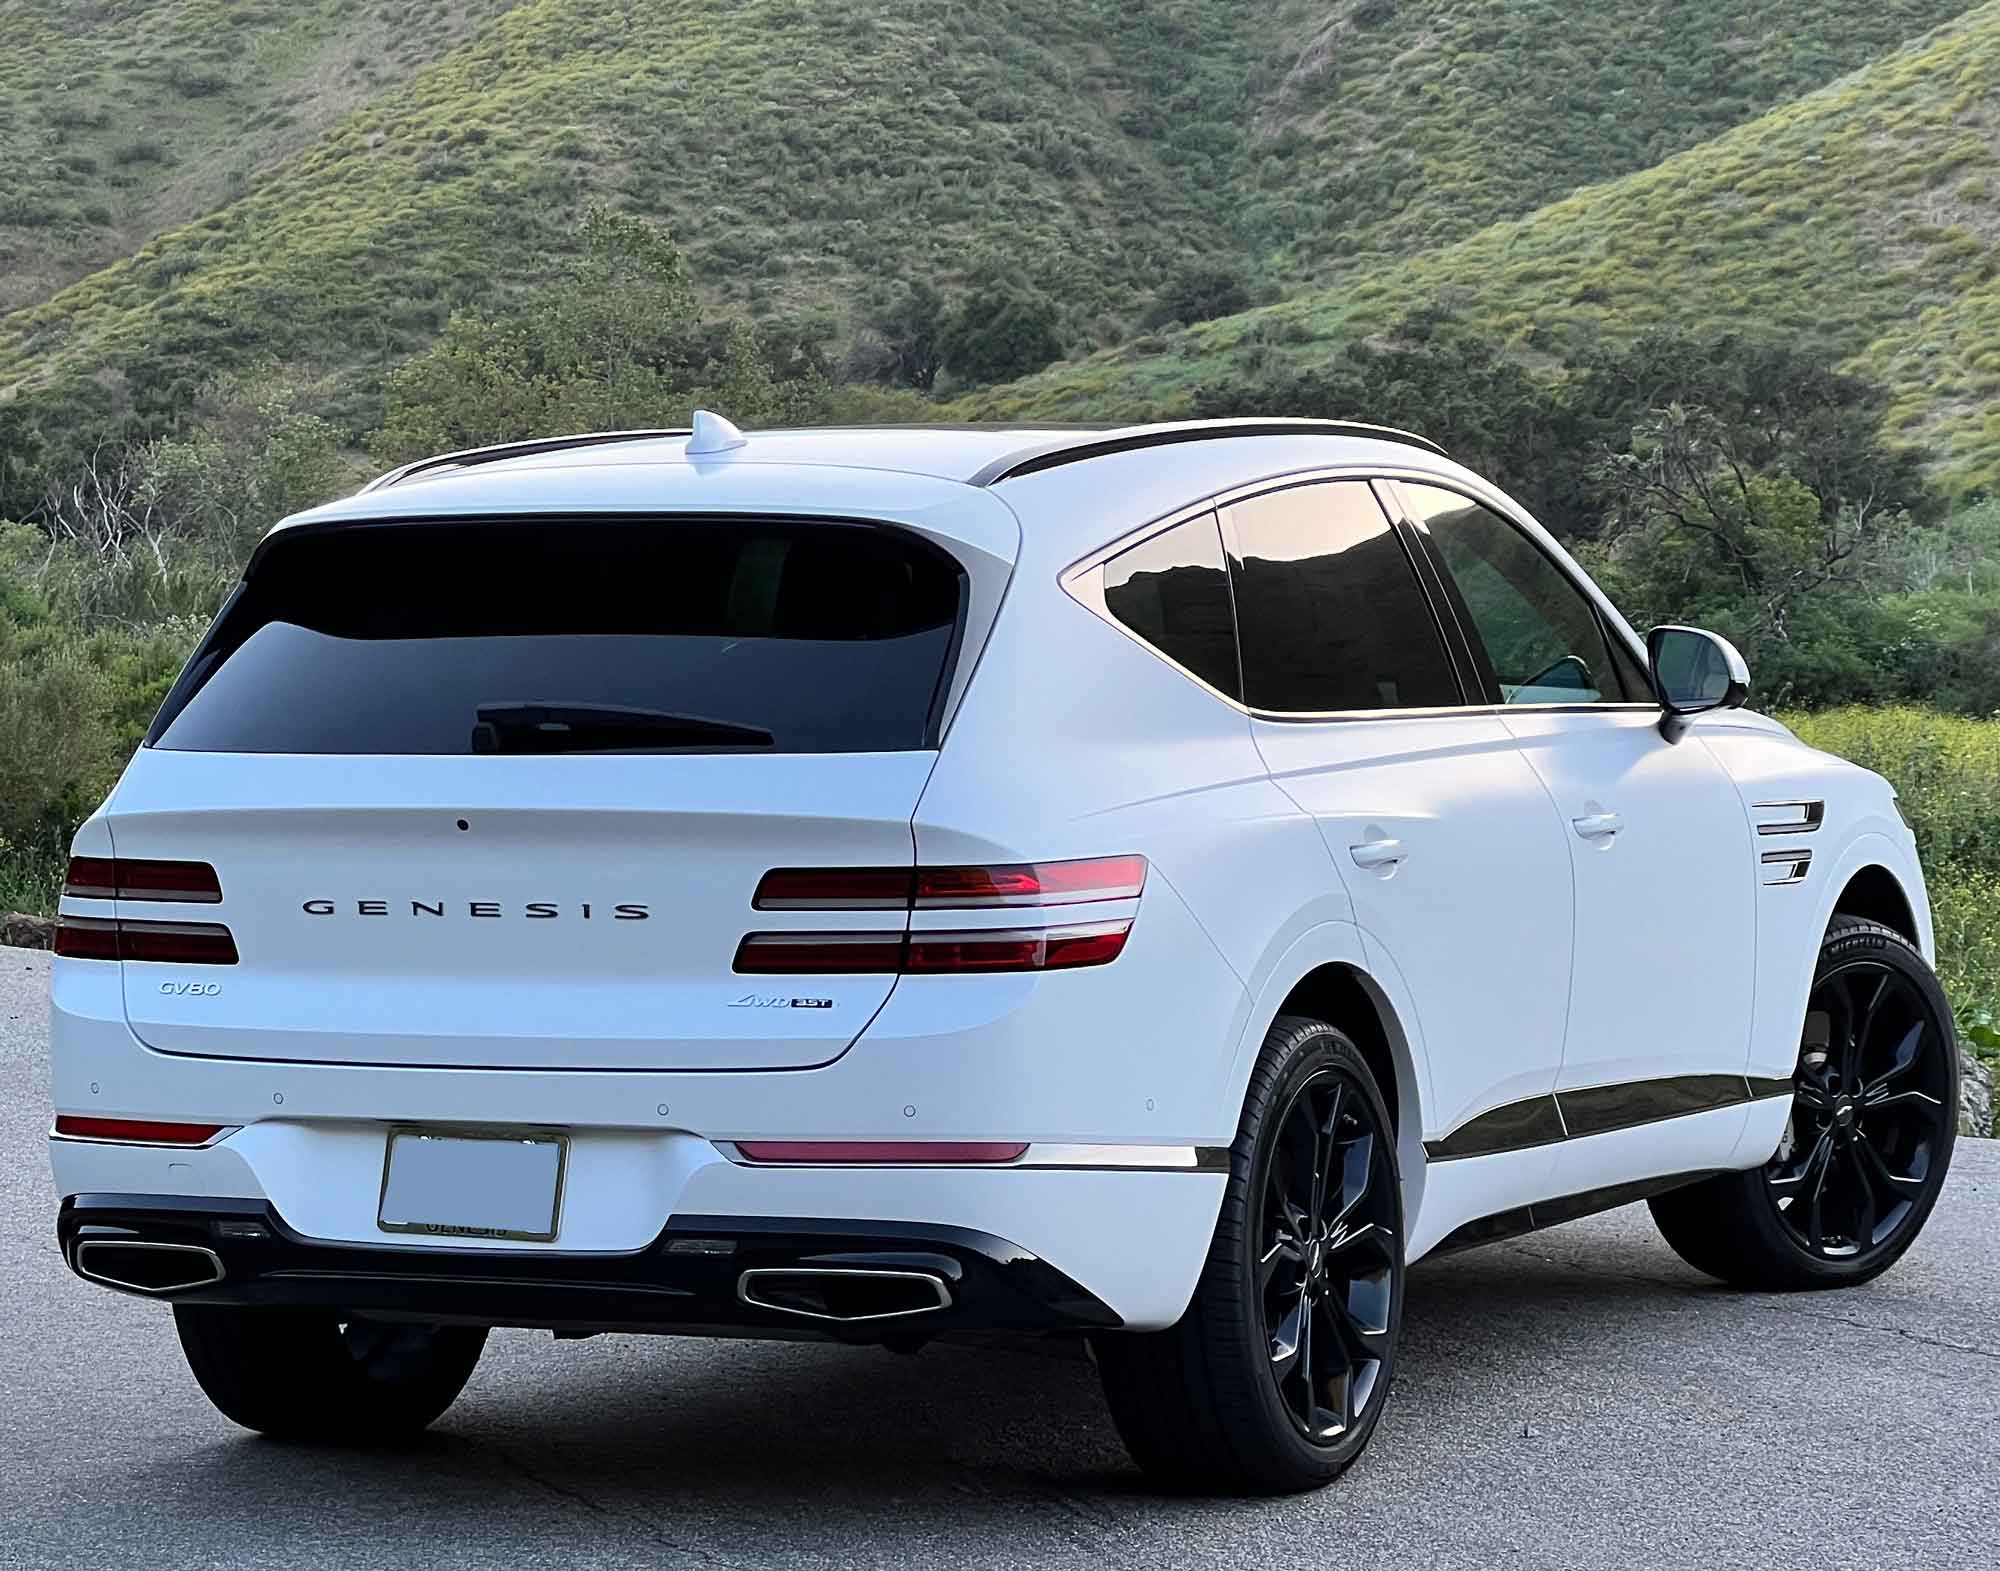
<box><xmin>1853</xmin><ymin>1131</ymin><xmax>1925</xmax><ymax>1196</ymax></box>
<box><xmin>1842</xmin><ymin>1140</ymin><xmax>1880</xmax><ymax>1248</ymax></box>
<box><xmin>1865</xmin><ymin>1020</ymin><xmax>1925</xmax><ymax>1094</ymax></box>
<box><xmin>1259</xmin><ymin>1234</ymin><xmax>1303</xmax><ymax>1292</ymax></box>
<box><xmin>1864</xmin><ymin>1085</ymin><xmax>1945</xmax><ymax>1127</ymax></box>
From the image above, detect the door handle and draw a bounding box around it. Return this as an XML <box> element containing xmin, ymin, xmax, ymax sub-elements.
<box><xmin>1572</xmin><ymin>811</ymin><xmax>1623</xmax><ymax>841</ymax></box>
<box><xmin>1349</xmin><ymin>839</ymin><xmax>1407</xmax><ymax>870</ymax></box>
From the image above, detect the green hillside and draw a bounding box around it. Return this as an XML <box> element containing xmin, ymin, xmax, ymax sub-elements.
<box><xmin>0</xmin><ymin>0</ymin><xmax>520</xmax><ymax>314</ymax></box>
<box><xmin>964</xmin><ymin>2</ymin><xmax>2000</xmax><ymax>495</ymax></box>
<box><xmin>1235</xmin><ymin>0</ymin><xmax>1969</xmax><ymax>274</ymax></box>
<box><xmin>0</xmin><ymin>0</ymin><xmax>1970</xmax><ymax>474</ymax></box>
<box><xmin>0</xmin><ymin>0</ymin><xmax>1278</xmax><ymax>443</ymax></box>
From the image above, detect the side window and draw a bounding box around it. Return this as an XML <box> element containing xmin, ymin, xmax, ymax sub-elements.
<box><xmin>1101</xmin><ymin>512</ymin><xmax>1241</xmax><ymax>698</ymax></box>
<box><xmin>1399</xmin><ymin>483</ymin><xmax>1634</xmax><ymax>705</ymax></box>
<box><xmin>1225</xmin><ymin>481</ymin><xmax>1461</xmax><ymax>713</ymax></box>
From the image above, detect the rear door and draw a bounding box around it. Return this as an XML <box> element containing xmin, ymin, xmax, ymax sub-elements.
<box><xmin>1388</xmin><ymin>480</ymin><xmax>1758</xmax><ymax>1160</ymax></box>
<box><xmin>110</xmin><ymin>514</ymin><xmax>977</xmax><ymax>1071</ymax></box>
<box><xmin>1222</xmin><ymin>479</ymin><xmax>1577</xmax><ymax>1169</ymax></box>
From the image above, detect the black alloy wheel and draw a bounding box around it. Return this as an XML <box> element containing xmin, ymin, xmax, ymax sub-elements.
<box><xmin>1769</xmin><ymin>956</ymin><xmax>1954</xmax><ymax>1261</ymax></box>
<box><xmin>1650</xmin><ymin>916</ymin><xmax>1958</xmax><ymax>1290</ymax></box>
<box><xmin>1258</xmin><ymin>1067</ymin><xmax>1398</xmax><ymax>1443</ymax></box>
<box><xmin>1094</xmin><ymin>1018</ymin><xmax>1404</xmax><ymax>1493</ymax></box>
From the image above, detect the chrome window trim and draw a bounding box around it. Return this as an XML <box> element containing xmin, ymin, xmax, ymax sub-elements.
<box><xmin>1061</xmin><ymin>461</ymin><xmax>1666</xmax><ymax>725</ymax></box>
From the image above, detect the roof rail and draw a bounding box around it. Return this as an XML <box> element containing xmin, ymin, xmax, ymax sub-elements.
<box><xmin>967</xmin><ymin>419</ymin><xmax>1447</xmax><ymax>487</ymax></box>
<box><xmin>361</xmin><ymin>428</ymin><xmax>693</xmax><ymax>492</ymax></box>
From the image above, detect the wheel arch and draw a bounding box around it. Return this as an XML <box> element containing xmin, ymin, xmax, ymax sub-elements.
<box><xmin>1230</xmin><ymin>926</ymin><xmax>1431</xmax><ymax>1237</ymax></box>
<box><xmin>1830</xmin><ymin>861</ymin><xmax>1920</xmax><ymax>948</ymax></box>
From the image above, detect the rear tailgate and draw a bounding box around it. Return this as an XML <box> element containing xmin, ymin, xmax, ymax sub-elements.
<box><xmin>107</xmin><ymin>510</ymin><xmax>992</xmax><ymax>1071</ymax></box>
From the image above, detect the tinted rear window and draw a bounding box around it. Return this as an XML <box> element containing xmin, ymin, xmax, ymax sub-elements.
<box><xmin>151</xmin><ymin>518</ymin><xmax>966</xmax><ymax>755</ymax></box>
<box><xmin>1226</xmin><ymin>482</ymin><xmax>1461</xmax><ymax>713</ymax></box>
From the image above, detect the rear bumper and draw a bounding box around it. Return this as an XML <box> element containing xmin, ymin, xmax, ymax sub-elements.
<box><xmin>57</xmin><ymin>1194</ymin><xmax>1121</xmax><ymax>1339</ymax></box>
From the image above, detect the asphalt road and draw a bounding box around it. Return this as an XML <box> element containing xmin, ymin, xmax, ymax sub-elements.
<box><xmin>3</xmin><ymin>947</ymin><xmax>1994</xmax><ymax>1571</ymax></box>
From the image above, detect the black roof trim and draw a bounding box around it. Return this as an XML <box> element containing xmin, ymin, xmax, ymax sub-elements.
<box><xmin>362</xmin><ymin>429</ymin><xmax>693</xmax><ymax>492</ymax></box>
<box><xmin>967</xmin><ymin>419</ymin><xmax>1447</xmax><ymax>487</ymax></box>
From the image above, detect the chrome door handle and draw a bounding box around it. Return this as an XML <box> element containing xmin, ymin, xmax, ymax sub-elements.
<box><xmin>1349</xmin><ymin>839</ymin><xmax>1407</xmax><ymax>870</ymax></box>
<box><xmin>1572</xmin><ymin>811</ymin><xmax>1623</xmax><ymax>840</ymax></box>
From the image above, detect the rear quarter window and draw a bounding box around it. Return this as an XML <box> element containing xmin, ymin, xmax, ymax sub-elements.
<box><xmin>150</xmin><ymin>518</ymin><xmax>966</xmax><ymax>755</ymax></box>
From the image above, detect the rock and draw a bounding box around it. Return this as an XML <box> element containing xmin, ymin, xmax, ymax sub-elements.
<box><xmin>1</xmin><ymin>912</ymin><xmax>55</xmax><ymax>950</ymax></box>
<box><xmin>1961</xmin><ymin>1048</ymin><xmax>1995</xmax><ymax>1138</ymax></box>
<box><xmin>1962</xmin><ymin>1047</ymin><xmax>1994</xmax><ymax>1139</ymax></box>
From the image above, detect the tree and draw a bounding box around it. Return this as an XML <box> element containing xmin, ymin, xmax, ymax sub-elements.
<box><xmin>372</xmin><ymin>206</ymin><xmax>829</xmax><ymax>461</ymax></box>
<box><xmin>1145</xmin><ymin>265</ymin><xmax>1251</xmax><ymax>329</ymax></box>
<box><xmin>843</xmin><ymin>283</ymin><xmax>948</xmax><ymax>392</ymax></box>
<box><xmin>939</xmin><ymin>284</ymin><xmax>1065</xmax><ymax>386</ymax></box>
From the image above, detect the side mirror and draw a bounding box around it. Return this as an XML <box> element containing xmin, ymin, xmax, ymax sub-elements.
<box><xmin>1648</xmin><ymin>625</ymin><xmax>1749</xmax><ymax>741</ymax></box>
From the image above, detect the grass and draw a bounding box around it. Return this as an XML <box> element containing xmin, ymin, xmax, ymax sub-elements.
<box><xmin>963</xmin><ymin>2</ymin><xmax>2000</xmax><ymax>501</ymax></box>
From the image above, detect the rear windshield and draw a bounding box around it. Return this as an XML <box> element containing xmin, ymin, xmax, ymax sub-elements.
<box><xmin>150</xmin><ymin>518</ymin><xmax>966</xmax><ymax>755</ymax></box>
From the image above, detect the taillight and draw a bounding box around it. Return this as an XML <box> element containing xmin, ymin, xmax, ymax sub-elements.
<box><xmin>750</xmin><ymin>868</ymin><xmax>915</xmax><ymax>910</ymax></box>
<box><xmin>54</xmin><ymin>916</ymin><xmax>238</xmax><ymax>965</ymax></box>
<box><xmin>53</xmin><ymin>1116</ymin><xmax>227</xmax><ymax>1145</ymax></box>
<box><xmin>63</xmin><ymin>856</ymin><xmax>221</xmax><ymax>903</ymax></box>
<box><xmin>916</xmin><ymin>856</ymin><xmax>1147</xmax><ymax>907</ymax></box>
<box><xmin>734</xmin><ymin>932</ymin><xmax>909</xmax><ymax>975</ymax></box>
<box><xmin>754</xmin><ymin>855</ymin><xmax>1146</xmax><ymax>911</ymax></box>
<box><xmin>733</xmin><ymin>920</ymin><xmax>1134</xmax><ymax>975</ymax></box>
<box><xmin>904</xmin><ymin>922</ymin><xmax>1133</xmax><ymax>972</ymax></box>
<box><xmin>735</xmin><ymin>1141</ymin><xmax>1028</xmax><ymax>1164</ymax></box>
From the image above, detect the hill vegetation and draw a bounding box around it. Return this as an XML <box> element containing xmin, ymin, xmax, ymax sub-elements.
<box><xmin>967</xmin><ymin>2</ymin><xmax>2000</xmax><ymax>497</ymax></box>
<box><xmin>0</xmin><ymin>0</ymin><xmax>1975</xmax><ymax>505</ymax></box>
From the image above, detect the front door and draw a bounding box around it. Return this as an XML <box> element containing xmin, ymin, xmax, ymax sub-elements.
<box><xmin>1389</xmin><ymin>480</ymin><xmax>1758</xmax><ymax>1181</ymax></box>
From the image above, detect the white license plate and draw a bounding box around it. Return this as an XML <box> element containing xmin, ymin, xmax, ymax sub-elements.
<box><xmin>377</xmin><ymin>1128</ymin><xmax>567</xmax><ymax>1242</ymax></box>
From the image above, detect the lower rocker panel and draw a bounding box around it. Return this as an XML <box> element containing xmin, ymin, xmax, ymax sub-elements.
<box><xmin>1427</xmin><ymin>1171</ymin><xmax>1720</xmax><ymax>1257</ymax></box>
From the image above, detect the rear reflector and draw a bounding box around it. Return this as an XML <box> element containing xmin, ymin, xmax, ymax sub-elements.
<box><xmin>63</xmin><ymin>856</ymin><xmax>222</xmax><ymax>903</ymax></box>
<box><xmin>754</xmin><ymin>855</ymin><xmax>1146</xmax><ymax>911</ymax></box>
<box><xmin>54</xmin><ymin>916</ymin><xmax>239</xmax><ymax>965</ymax></box>
<box><xmin>734</xmin><ymin>919</ymin><xmax>1133</xmax><ymax>975</ymax></box>
<box><xmin>735</xmin><ymin>1141</ymin><xmax>1029</xmax><ymax>1164</ymax></box>
<box><xmin>54</xmin><ymin>1116</ymin><xmax>227</xmax><ymax>1145</ymax></box>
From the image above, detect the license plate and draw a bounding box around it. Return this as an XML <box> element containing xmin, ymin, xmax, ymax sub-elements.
<box><xmin>377</xmin><ymin>1127</ymin><xmax>567</xmax><ymax>1242</ymax></box>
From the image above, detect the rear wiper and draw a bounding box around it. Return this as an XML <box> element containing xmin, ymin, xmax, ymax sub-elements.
<box><xmin>471</xmin><ymin>703</ymin><xmax>775</xmax><ymax>754</ymax></box>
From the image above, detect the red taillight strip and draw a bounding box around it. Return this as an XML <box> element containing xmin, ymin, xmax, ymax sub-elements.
<box><xmin>751</xmin><ymin>868</ymin><xmax>915</xmax><ymax>910</ymax></box>
<box><xmin>916</xmin><ymin>856</ymin><xmax>1147</xmax><ymax>908</ymax></box>
<box><xmin>53</xmin><ymin>1116</ymin><xmax>228</xmax><ymax>1145</ymax></box>
<box><xmin>753</xmin><ymin>855</ymin><xmax>1146</xmax><ymax>911</ymax></box>
<box><xmin>905</xmin><ymin>921</ymin><xmax>1133</xmax><ymax>972</ymax></box>
<box><xmin>735</xmin><ymin>1141</ymin><xmax>1029</xmax><ymax>1164</ymax></box>
<box><xmin>62</xmin><ymin>855</ymin><xmax>222</xmax><ymax>903</ymax></box>
<box><xmin>54</xmin><ymin>916</ymin><xmax>239</xmax><ymax>965</ymax></box>
<box><xmin>734</xmin><ymin>931</ymin><xmax>908</xmax><ymax>975</ymax></box>
<box><xmin>733</xmin><ymin>919</ymin><xmax>1133</xmax><ymax>975</ymax></box>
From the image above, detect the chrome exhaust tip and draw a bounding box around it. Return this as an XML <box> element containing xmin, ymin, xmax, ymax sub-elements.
<box><xmin>74</xmin><ymin>1240</ymin><xmax>225</xmax><ymax>1295</ymax></box>
<box><xmin>737</xmin><ymin>1266</ymin><xmax>951</xmax><ymax>1323</ymax></box>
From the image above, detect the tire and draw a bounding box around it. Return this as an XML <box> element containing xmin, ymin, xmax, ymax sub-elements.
<box><xmin>1095</xmin><ymin>1015</ymin><xmax>1403</xmax><ymax>1494</ymax></box>
<box><xmin>174</xmin><ymin>1305</ymin><xmax>488</xmax><ymax>1442</ymax></box>
<box><xmin>1651</xmin><ymin>916</ymin><xmax>1960</xmax><ymax>1291</ymax></box>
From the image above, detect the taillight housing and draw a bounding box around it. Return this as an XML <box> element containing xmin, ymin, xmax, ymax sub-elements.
<box><xmin>63</xmin><ymin>856</ymin><xmax>221</xmax><ymax>903</ymax></box>
<box><xmin>54</xmin><ymin>917</ymin><xmax>239</xmax><ymax>965</ymax></box>
<box><xmin>754</xmin><ymin>855</ymin><xmax>1145</xmax><ymax>911</ymax></box>
<box><xmin>57</xmin><ymin>855</ymin><xmax>236</xmax><ymax>963</ymax></box>
<box><xmin>740</xmin><ymin>855</ymin><xmax>1144</xmax><ymax>974</ymax></box>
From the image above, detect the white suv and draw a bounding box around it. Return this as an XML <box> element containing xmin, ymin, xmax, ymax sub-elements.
<box><xmin>49</xmin><ymin>416</ymin><xmax>1960</xmax><ymax>1493</ymax></box>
